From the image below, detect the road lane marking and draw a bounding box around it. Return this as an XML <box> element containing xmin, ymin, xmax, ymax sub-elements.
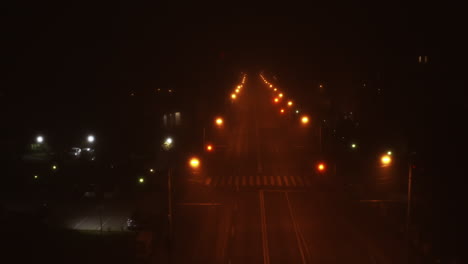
<box><xmin>259</xmin><ymin>190</ymin><xmax>270</xmax><ymax>264</ymax></box>
<box><xmin>297</xmin><ymin>216</ymin><xmax>312</xmax><ymax>261</ymax></box>
<box><xmin>262</xmin><ymin>189</ymin><xmax>306</xmax><ymax>193</ymax></box>
<box><xmin>283</xmin><ymin>175</ymin><xmax>290</xmax><ymax>186</ymax></box>
<box><xmin>177</xmin><ymin>203</ymin><xmax>223</xmax><ymax>206</ymax></box>
<box><xmin>285</xmin><ymin>192</ymin><xmax>307</xmax><ymax>264</ymax></box>
<box><xmin>255</xmin><ymin>106</ymin><xmax>263</xmax><ymax>174</ymax></box>
<box><xmin>290</xmin><ymin>175</ymin><xmax>297</xmax><ymax>186</ymax></box>
<box><xmin>277</xmin><ymin>175</ymin><xmax>283</xmax><ymax>186</ymax></box>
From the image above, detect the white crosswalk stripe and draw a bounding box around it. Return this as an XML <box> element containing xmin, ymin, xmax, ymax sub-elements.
<box><xmin>283</xmin><ymin>175</ymin><xmax>290</xmax><ymax>187</ymax></box>
<box><xmin>277</xmin><ymin>175</ymin><xmax>283</xmax><ymax>187</ymax></box>
<box><xmin>289</xmin><ymin>175</ymin><xmax>297</xmax><ymax>187</ymax></box>
<box><xmin>205</xmin><ymin>174</ymin><xmax>312</xmax><ymax>188</ymax></box>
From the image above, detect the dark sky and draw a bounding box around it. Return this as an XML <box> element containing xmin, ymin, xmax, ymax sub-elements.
<box><xmin>4</xmin><ymin>2</ymin><xmax>444</xmax><ymax>87</ymax></box>
<box><xmin>3</xmin><ymin>2</ymin><xmax>463</xmax><ymax>133</ymax></box>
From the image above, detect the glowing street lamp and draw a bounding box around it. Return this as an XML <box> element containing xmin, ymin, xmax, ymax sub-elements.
<box><xmin>163</xmin><ymin>137</ymin><xmax>174</xmax><ymax>150</ymax></box>
<box><xmin>215</xmin><ymin>117</ymin><xmax>224</xmax><ymax>127</ymax></box>
<box><xmin>231</xmin><ymin>93</ymin><xmax>237</xmax><ymax>99</ymax></box>
<box><xmin>387</xmin><ymin>151</ymin><xmax>392</xmax><ymax>155</ymax></box>
<box><xmin>301</xmin><ymin>116</ymin><xmax>309</xmax><ymax>124</ymax></box>
<box><xmin>317</xmin><ymin>162</ymin><xmax>326</xmax><ymax>173</ymax></box>
<box><xmin>274</xmin><ymin>98</ymin><xmax>279</xmax><ymax>103</ymax></box>
<box><xmin>189</xmin><ymin>157</ymin><xmax>200</xmax><ymax>169</ymax></box>
<box><xmin>287</xmin><ymin>101</ymin><xmax>293</xmax><ymax>107</ymax></box>
<box><xmin>34</xmin><ymin>175</ymin><xmax>39</xmax><ymax>179</ymax></box>
<box><xmin>87</xmin><ymin>135</ymin><xmax>95</xmax><ymax>143</ymax></box>
<box><xmin>380</xmin><ymin>154</ymin><xmax>392</xmax><ymax>167</ymax></box>
<box><xmin>149</xmin><ymin>168</ymin><xmax>155</xmax><ymax>173</ymax></box>
<box><xmin>278</xmin><ymin>93</ymin><xmax>283</xmax><ymax>98</ymax></box>
<box><xmin>36</xmin><ymin>136</ymin><xmax>44</xmax><ymax>143</ymax></box>
<box><xmin>138</xmin><ymin>177</ymin><xmax>145</xmax><ymax>184</ymax></box>
<box><xmin>280</xmin><ymin>109</ymin><xmax>285</xmax><ymax>114</ymax></box>
<box><xmin>351</xmin><ymin>143</ymin><xmax>357</xmax><ymax>149</ymax></box>
<box><xmin>206</xmin><ymin>144</ymin><xmax>213</xmax><ymax>152</ymax></box>
<box><xmin>52</xmin><ymin>165</ymin><xmax>57</xmax><ymax>171</ymax></box>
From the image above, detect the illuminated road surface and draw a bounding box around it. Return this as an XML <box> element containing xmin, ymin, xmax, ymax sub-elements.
<box><xmin>169</xmin><ymin>76</ymin><xmax>405</xmax><ymax>264</ymax></box>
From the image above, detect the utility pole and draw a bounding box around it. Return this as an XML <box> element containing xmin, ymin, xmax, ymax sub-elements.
<box><xmin>406</xmin><ymin>160</ymin><xmax>414</xmax><ymax>264</ymax></box>
<box><xmin>406</xmin><ymin>162</ymin><xmax>413</xmax><ymax>234</ymax></box>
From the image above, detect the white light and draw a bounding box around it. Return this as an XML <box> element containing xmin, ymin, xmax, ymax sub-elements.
<box><xmin>36</xmin><ymin>136</ymin><xmax>44</xmax><ymax>143</ymax></box>
<box><xmin>166</xmin><ymin>138</ymin><xmax>173</xmax><ymax>144</ymax></box>
<box><xmin>87</xmin><ymin>135</ymin><xmax>95</xmax><ymax>143</ymax></box>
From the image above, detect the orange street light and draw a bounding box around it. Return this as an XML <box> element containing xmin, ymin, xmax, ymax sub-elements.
<box><xmin>231</xmin><ymin>93</ymin><xmax>237</xmax><ymax>99</ymax></box>
<box><xmin>280</xmin><ymin>109</ymin><xmax>285</xmax><ymax>114</ymax></box>
<box><xmin>278</xmin><ymin>93</ymin><xmax>283</xmax><ymax>98</ymax></box>
<box><xmin>215</xmin><ymin>117</ymin><xmax>224</xmax><ymax>126</ymax></box>
<box><xmin>287</xmin><ymin>101</ymin><xmax>293</xmax><ymax>107</ymax></box>
<box><xmin>273</xmin><ymin>88</ymin><xmax>277</xmax><ymax>91</ymax></box>
<box><xmin>317</xmin><ymin>162</ymin><xmax>326</xmax><ymax>172</ymax></box>
<box><xmin>206</xmin><ymin>144</ymin><xmax>213</xmax><ymax>152</ymax></box>
<box><xmin>380</xmin><ymin>154</ymin><xmax>392</xmax><ymax>167</ymax></box>
<box><xmin>301</xmin><ymin>115</ymin><xmax>309</xmax><ymax>124</ymax></box>
<box><xmin>189</xmin><ymin>157</ymin><xmax>200</xmax><ymax>169</ymax></box>
<box><xmin>269</xmin><ymin>84</ymin><xmax>273</xmax><ymax>88</ymax></box>
<box><xmin>274</xmin><ymin>98</ymin><xmax>279</xmax><ymax>103</ymax></box>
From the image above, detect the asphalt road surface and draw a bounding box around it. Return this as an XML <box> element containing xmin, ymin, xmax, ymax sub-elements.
<box><xmin>169</xmin><ymin>75</ymin><xmax>403</xmax><ymax>263</ymax></box>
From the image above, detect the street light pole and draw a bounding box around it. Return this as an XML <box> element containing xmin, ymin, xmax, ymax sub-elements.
<box><xmin>406</xmin><ymin>162</ymin><xmax>413</xmax><ymax>234</ymax></box>
<box><xmin>406</xmin><ymin>161</ymin><xmax>414</xmax><ymax>263</ymax></box>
